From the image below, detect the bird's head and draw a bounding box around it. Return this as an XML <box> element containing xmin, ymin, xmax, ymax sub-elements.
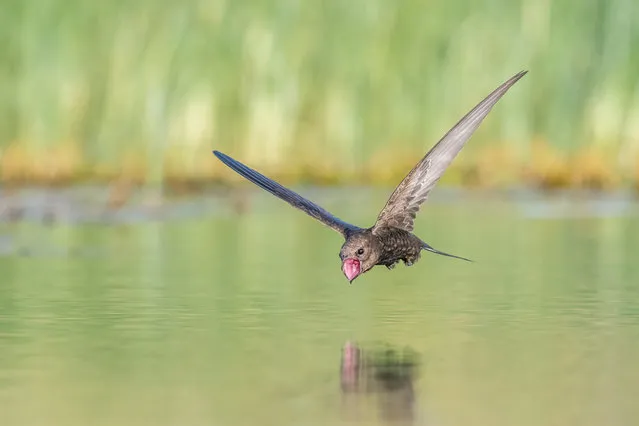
<box><xmin>339</xmin><ymin>232</ymin><xmax>380</xmax><ymax>283</ymax></box>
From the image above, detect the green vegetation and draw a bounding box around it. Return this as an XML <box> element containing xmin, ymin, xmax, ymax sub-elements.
<box><xmin>0</xmin><ymin>0</ymin><xmax>638</xmax><ymax>189</ymax></box>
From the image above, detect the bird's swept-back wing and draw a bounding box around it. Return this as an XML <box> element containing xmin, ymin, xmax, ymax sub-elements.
<box><xmin>213</xmin><ymin>151</ymin><xmax>363</xmax><ymax>237</ymax></box>
<box><xmin>373</xmin><ymin>71</ymin><xmax>527</xmax><ymax>233</ymax></box>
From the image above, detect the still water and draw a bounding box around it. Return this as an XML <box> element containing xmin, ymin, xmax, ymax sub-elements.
<box><xmin>1</xmin><ymin>188</ymin><xmax>638</xmax><ymax>425</ymax></box>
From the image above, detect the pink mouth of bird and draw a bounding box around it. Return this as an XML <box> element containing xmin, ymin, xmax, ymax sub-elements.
<box><xmin>342</xmin><ymin>258</ymin><xmax>361</xmax><ymax>282</ymax></box>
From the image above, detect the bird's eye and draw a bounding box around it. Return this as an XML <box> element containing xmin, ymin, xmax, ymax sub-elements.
<box><xmin>357</xmin><ymin>248</ymin><xmax>365</xmax><ymax>256</ymax></box>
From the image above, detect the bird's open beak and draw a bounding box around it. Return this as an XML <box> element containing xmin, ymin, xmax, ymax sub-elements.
<box><xmin>342</xmin><ymin>258</ymin><xmax>361</xmax><ymax>283</ymax></box>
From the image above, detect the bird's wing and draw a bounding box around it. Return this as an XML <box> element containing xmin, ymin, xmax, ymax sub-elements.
<box><xmin>213</xmin><ymin>151</ymin><xmax>363</xmax><ymax>237</ymax></box>
<box><xmin>373</xmin><ymin>70</ymin><xmax>527</xmax><ymax>233</ymax></box>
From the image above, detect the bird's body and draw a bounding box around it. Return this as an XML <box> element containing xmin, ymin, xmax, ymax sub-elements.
<box><xmin>375</xmin><ymin>227</ymin><xmax>424</xmax><ymax>269</ymax></box>
<box><xmin>213</xmin><ymin>71</ymin><xmax>527</xmax><ymax>282</ymax></box>
<box><xmin>345</xmin><ymin>227</ymin><xmax>424</xmax><ymax>270</ymax></box>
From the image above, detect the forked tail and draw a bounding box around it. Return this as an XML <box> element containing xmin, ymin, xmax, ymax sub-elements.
<box><xmin>421</xmin><ymin>241</ymin><xmax>473</xmax><ymax>262</ymax></box>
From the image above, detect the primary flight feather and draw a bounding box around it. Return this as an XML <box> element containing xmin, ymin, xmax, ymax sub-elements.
<box><xmin>213</xmin><ymin>70</ymin><xmax>527</xmax><ymax>282</ymax></box>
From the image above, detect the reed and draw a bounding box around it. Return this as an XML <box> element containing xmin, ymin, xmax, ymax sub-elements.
<box><xmin>0</xmin><ymin>0</ymin><xmax>638</xmax><ymax>190</ymax></box>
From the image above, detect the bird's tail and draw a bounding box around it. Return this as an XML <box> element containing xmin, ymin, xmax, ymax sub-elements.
<box><xmin>421</xmin><ymin>241</ymin><xmax>473</xmax><ymax>262</ymax></box>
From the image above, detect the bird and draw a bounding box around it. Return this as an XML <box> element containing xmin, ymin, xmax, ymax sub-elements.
<box><xmin>213</xmin><ymin>70</ymin><xmax>527</xmax><ymax>283</ymax></box>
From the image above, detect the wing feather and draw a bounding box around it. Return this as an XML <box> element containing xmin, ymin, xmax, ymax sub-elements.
<box><xmin>213</xmin><ymin>151</ymin><xmax>363</xmax><ymax>237</ymax></box>
<box><xmin>373</xmin><ymin>71</ymin><xmax>528</xmax><ymax>232</ymax></box>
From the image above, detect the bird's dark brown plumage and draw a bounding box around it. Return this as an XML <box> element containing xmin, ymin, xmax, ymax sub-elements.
<box><xmin>213</xmin><ymin>70</ymin><xmax>527</xmax><ymax>282</ymax></box>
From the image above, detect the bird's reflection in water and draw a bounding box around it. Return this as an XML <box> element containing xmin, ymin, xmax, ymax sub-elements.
<box><xmin>340</xmin><ymin>341</ymin><xmax>421</xmax><ymax>425</ymax></box>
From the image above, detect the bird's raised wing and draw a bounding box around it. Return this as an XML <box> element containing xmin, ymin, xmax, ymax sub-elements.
<box><xmin>373</xmin><ymin>71</ymin><xmax>527</xmax><ymax>233</ymax></box>
<box><xmin>213</xmin><ymin>151</ymin><xmax>363</xmax><ymax>237</ymax></box>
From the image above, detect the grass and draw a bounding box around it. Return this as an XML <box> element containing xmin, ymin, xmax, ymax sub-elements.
<box><xmin>0</xmin><ymin>0</ymin><xmax>639</xmax><ymax>191</ymax></box>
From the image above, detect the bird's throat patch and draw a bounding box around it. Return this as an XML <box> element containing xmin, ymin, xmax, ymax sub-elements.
<box><xmin>342</xmin><ymin>258</ymin><xmax>361</xmax><ymax>282</ymax></box>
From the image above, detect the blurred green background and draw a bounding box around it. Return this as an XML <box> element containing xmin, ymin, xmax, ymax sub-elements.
<box><xmin>1</xmin><ymin>0</ymin><xmax>639</xmax><ymax>189</ymax></box>
<box><xmin>2</xmin><ymin>3</ymin><xmax>639</xmax><ymax>425</ymax></box>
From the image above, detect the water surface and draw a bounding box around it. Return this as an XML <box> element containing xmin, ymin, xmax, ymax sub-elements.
<box><xmin>1</xmin><ymin>189</ymin><xmax>638</xmax><ymax>425</ymax></box>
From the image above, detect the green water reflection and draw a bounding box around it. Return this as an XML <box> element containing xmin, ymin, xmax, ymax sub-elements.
<box><xmin>0</xmin><ymin>191</ymin><xmax>638</xmax><ymax>425</ymax></box>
